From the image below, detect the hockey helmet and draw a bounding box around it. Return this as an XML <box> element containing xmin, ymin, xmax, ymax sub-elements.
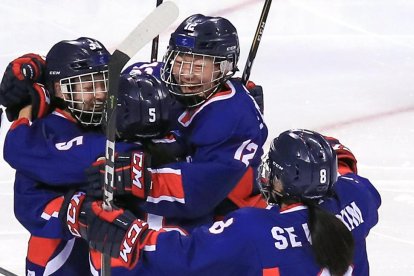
<box><xmin>260</xmin><ymin>129</ymin><xmax>338</xmax><ymax>204</ymax></box>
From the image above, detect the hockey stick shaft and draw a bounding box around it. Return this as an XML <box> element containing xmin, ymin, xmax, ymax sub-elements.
<box><xmin>150</xmin><ymin>0</ymin><xmax>164</xmax><ymax>62</ymax></box>
<box><xmin>102</xmin><ymin>2</ymin><xmax>179</xmax><ymax>275</ymax></box>
<box><xmin>241</xmin><ymin>0</ymin><xmax>272</xmax><ymax>85</ymax></box>
<box><xmin>104</xmin><ymin>0</ymin><xmax>178</xmax><ymax>211</ymax></box>
<box><xmin>0</xmin><ymin>267</ymin><xmax>18</xmax><ymax>276</ymax></box>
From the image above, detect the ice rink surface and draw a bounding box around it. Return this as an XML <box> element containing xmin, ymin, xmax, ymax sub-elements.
<box><xmin>0</xmin><ymin>0</ymin><xmax>413</xmax><ymax>274</ymax></box>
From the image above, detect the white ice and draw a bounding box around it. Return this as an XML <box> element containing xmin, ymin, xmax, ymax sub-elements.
<box><xmin>0</xmin><ymin>0</ymin><xmax>413</xmax><ymax>274</ymax></box>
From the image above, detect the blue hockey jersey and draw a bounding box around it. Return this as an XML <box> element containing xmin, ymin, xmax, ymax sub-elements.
<box><xmin>4</xmin><ymin>109</ymin><xmax>138</xmax><ymax>275</ymax></box>
<box><xmin>126</xmin><ymin>173</ymin><xmax>381</xmax><ymax>276</ymax></box>
<box><xmin>139</xmin><ymin>78</ymin><xmax>268</xmax><ymax>228</ymax></box>
<box><xmin>113</xmin><ymin>62</ymin><xmax>268</xmax><ymax>231</ymax></box>
<box><xmin>4</xmin><ymin>110</ymin><xmax>136</xmax><ymax>238</ymax></box>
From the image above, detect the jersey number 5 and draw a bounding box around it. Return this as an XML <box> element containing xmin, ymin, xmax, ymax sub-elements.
<box><xmin>55</xmin><ymin>136</ymin><xmax>83</xmax><ymax>151</ymax></box>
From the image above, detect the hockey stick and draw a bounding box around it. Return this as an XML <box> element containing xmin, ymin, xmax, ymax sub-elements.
<box><xmin>102</xmin><ymin>2</ymin><xmax>179</xmax><ymax>275</ymax></box>
<box><xmin>0</xmin><ymin>267</ymin><xmax>18</xmax><ymax>276</ymax></box>
<box><xmin>150</xmin><ymin>0</ymin><xmax>164</xmax><ymax>62</ymax></box>
<box><xmin>241</xmin><ymin>0</ymin><xmax>272</xmax><ymax>85</ymax></box>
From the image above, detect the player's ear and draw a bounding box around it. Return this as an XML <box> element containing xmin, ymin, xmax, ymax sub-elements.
<box><xmin>53</xmin><ymin>82</ymin><xmax>63</xmax><ymax>98</ymax></box>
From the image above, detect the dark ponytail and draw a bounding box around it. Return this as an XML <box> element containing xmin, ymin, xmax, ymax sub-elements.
<box><xmin>303</xmin><ymin>199</ymin><xmax>354</xmax><ymax>275</ymax></box>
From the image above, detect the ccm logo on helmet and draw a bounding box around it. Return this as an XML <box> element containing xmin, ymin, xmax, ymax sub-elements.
<box><xmin>132</xmin><ymin>152</ymin><xmax>145</xmax><ymax>189</ymax></box>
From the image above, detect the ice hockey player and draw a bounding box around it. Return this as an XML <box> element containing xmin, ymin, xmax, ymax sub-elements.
<box><xmin>0</xmin><ymin>37</ymin><xmax>141</xmax><ymax>275</ymax></box>
<box><xmin>73</xmin><ymin>129</ymin><xmax>381</xmax><ymax>275</ymax></box>
<box><xmin>85</xmin><ymin>14</ymin><xmax>268</xmax><ymax>233</ymax></box>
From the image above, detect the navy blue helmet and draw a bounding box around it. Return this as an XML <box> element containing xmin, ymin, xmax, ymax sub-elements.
<box><xmin>260</xmin><ymin>129</ymin><xmax>338</xmax><ymax>204</ymax></box>
<box><xmin>45</xmin><ymin>37</ymin><xmax>109</xmax><ymax>86</ymax></box>
<box><xmin>44</xmin><ymin>37</ymin><xmax>110</xmax><ymax>126</ymax></box>
<box><xmin>116</xmin><ymin>73</ymin><xmax>173</xmax><ymax>140</ymax></box>
<box><xmin>161</xmin><ymin>14</ymin><xmax>240</xmax><ymax>107</ymax></box>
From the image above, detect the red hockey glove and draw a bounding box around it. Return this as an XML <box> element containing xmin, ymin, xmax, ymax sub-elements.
<box><xmin>325</xmin><ymin>136</ymin><xmax>358</xmax><ymax>175</ymax></box>
<box><xmin>11</xmin><ymin>53</ymin><xmax>45</xmax><ymax>82</ymax></box>
<box><xmin>83</xmin><ymin>201</ymin><xmax>150</xmax><ymax>267</ymax></box>
<box><xmin>246</xmin><ymin>80</ymin><xmax>264</xmax><ymax>114</ymax></box>
<box><xmin>86</xmin><ymin>151</ymin><xmax>152</xmax><ymax>200</ymax></box>
<box><xmin>59</xmin><ymin>191</ymin><xmax>88</xmax><ymax>239</ymax></box>
<box><xmin>0</xmin><ymin>54</ymin><xmax>48</xmax><ymax>121</ymax></box>
<box><xmin>31</xmin><ymin>83</ymin><xmax>51</xmax><ymax>119</ymax></box>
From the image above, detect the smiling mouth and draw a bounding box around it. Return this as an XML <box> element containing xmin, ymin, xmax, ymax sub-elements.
<box><xmin>181</xmin><ymin>84</ymin><xmax>203</xmax><ymax>93</ymax></box>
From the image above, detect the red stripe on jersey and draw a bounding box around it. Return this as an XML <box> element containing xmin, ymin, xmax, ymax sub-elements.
<box><xmin>280</xmin><ymin>203</ymin><xmax>304</xmax><ymax>212</ymax></box>
<box><xmin>178</xmin><ymin>86</ymin><xmax>235</xmax><ymax>127</ymax></box>
<box><xmin>263</xmin><ymin>267</ymin><xmax>280</xmax><ymax>276</ymax></box>
<box><xmin>53</xmin><ymin>108</ymin><xmax>77</xmax><ymax>123</ymax></box>
<box><xmin>178</xmin><ymin>108</ymin><xmax>198</xmax><ymax>126</ymax></box>
<box><xmin>10</xmin><ymin>118</ymin><xmax>30</xmax><ymax>130</ymax></box>
<box><xmin>227</xmin><ymin>167</ymin><xmax>267</xmax><ymax>209</ymax></box>
<box><xmin>149</xmin><ymin>169</ymin><xmax>185</xmax><ymax>201</ymax></box>
<box><xmin>43</xmin><ymin>196</ymin><xmax>64</xmax><ymax>215</ymax></box>
<box><xmin>27</xmin><ymin>236</ymin><xmax>61</xmax><ymax>266</ymax></box>
<box><xmin>41</xmin><ymin>196</ymin><xmax>64</xmax><ymax>220</ymax></box>
<box><xmin>139</xmin><ymin>230</ymin><xmax>162</xmax><ymax>250</ymax></box>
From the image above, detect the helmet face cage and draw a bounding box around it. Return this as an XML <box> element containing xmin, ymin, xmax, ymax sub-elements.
<box><xmin>59</xmin><ymin>70</ymin><xmax>108</xmax><ymax>126</ymax></box>
<box><xmin>45</xmin><ymin>37</ymin><xmax>110</xmax><ymax>126</ymax></box>
<box><xmin>160</xmin><ymin>14</ymin><xmax>239</xmax><ymax>107</ymax></box>
<box><xmin>258</xmin><ymin>156</ymin><xmax>277</xmax><ymax>205</ymax></box>
<box><xmin>258</xmin><ymin>154</ymin><xmax>287</xmax><ymax>205</ymax></box>
<box><xmin>161</xmin><ymin>50</ymin><xmax>235</xmax><ymax>107</ymax></box>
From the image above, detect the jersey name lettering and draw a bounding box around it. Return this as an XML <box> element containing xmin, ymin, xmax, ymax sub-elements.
<box><xmin>336</xmin><ymin>201</ymin><xmax>364</xmax><ymax>231</ymax></box>
<box><xmin>271</xmin><ymin>225</ymin><xmax>303</xmax><ymax>249</ymax></box>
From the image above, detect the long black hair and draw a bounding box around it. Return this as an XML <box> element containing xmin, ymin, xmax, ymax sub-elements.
<box><xmin>301</xmin><ymin>198</ymin><xmax>354</xmax><ymax>275</ymax></box>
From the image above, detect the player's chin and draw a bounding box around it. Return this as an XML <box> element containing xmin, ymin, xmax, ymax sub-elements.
<box><xmin>181</xmin><ymin>85</ymin><xmax>203</xmax><ymax>94</ymax></box>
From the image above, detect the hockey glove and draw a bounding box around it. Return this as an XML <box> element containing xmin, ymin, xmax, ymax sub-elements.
<box><xmin>5</xmin><ymin>82</ymin><xmax>51</xmax><ymax>121</ymax></box>
<box><xmin>0</xmin><ymin>54</ymin><xmax>48</xmax><ymax>121</ymax></box>
<box><xmin>83</xmin><ymin>200</ymin><xmax>150</xmax><ymax>266</ymax></box>
<box><xmin>145</xmin><ymin>131</ymin><xmax>189</xmax><ymax>167</ymax></box>
<box><xmin>325</xmin><ymin>136</ymin><xmax>358</xmax><ymax>175</ymax></box>
<box><xmin>59</xmin><ymin>190</ymin><xmax>88</xmax><ymax>239</ymax></box>
<box><xmin>9</xmin><ymin>53</ymin><xmax>45</xmax><ymax>82</ymax></box>
<box><xmin>246</xmin><ymin>80</ymin><xmax>264</xmax><ymax>114</ymax></box>
<box><xmin>86</xmin><ymin>151</ymin><xmax>152</xmax><ymax>200</ymax></box>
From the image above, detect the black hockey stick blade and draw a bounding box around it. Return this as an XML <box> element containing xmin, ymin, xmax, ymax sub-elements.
<box><xmin>151</xmin><ymin>0</ymin><xmax>164</xmax><ymax>62</ymax></box>
<box><xmin>241</xmin><ymin>0</ymin><xmax>272</xmax><ymax>85</ymax></box>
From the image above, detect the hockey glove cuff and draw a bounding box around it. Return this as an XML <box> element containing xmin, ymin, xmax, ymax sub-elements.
<box><xmin>2</xmin><ymin>82</ymin><xmax>51</xmax><ymax>121</ymax></box>
<box><xmin>325</xmin><ymin>136</ymin><xmax>358</xmax><ymax>175</ymax></box>
<box><xmin>246</xmin><ymin>80</ymin><xmax>264</xmax><ymax>114</ymax></box>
